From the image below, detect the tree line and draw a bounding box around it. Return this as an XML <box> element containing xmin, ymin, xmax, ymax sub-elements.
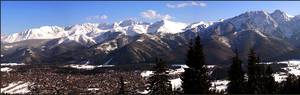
<box><xmin>117</xmin><ymin>35</ymin><xmax>300</xmax><ymax>95</ymax></box>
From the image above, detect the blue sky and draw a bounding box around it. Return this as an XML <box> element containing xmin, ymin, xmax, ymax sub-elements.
<box><xmin>1</xmin><ymin>1</ymin><xmax>300</xmax><ymax>35</ymax></box>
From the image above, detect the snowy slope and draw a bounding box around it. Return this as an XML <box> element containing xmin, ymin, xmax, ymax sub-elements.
<box><xmin>184</xmin><ymin>21</ymin><xmax>213</xmax><ymax>30</ymax></box>
<box><xmin>2</xmin><ymin>19</ymin><xmax>190</xmax><ymax>44</ymax></box>
<box><xmin>147</xmin><ymin>19</ymin><xmax>188</xmax><ymax>34</ymax></box>
<box><xmin>270</xmin><ymin>10</ymin><xmax>293</xmax><ymax>24</ymax></box>
<box><xmin>1</xmin><ymin>81</ymin><xmax>32</xmax><ymax>94</ymax></box>
<box><xmin>57</xmin><ymin>34</ymin><xmax>96</xmax><ymax>46</ymax></box>
<box><xmin>3</xmin><ymin>26</ymin><xmax>66</xmax><ymax>43</ymax></box>
<box><xmin>226</xmin><ymin>11</ymin><xmax>278</xmax><ymax>36</ymax></box>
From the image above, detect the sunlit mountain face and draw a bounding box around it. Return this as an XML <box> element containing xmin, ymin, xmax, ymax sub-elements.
<box><xmin>1</xmin><ymin>10</ymin><xmax>300</xmax><ymax>64</ymax></box>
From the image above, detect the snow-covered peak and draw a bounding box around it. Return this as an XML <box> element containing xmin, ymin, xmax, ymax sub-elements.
<box><xmin>118</xmin><ymin>19</ymin><xmax>149</xmax><ymax>27</ymax></box>
<box><xmin>271</xmin><ymin>10</ymin><xmax>292</xmax><ymax>24</ymax></box>
<box><xmin>227</xmin><ymin>10</ymin><xmax>278</xmax><ymax>35</ymax></box>
<box><xmin>3</xmin><ymin>26</ymin><xmax>66</xmax><ymax>43</ymax></box>
<box><xmin>57</xmin><ymin>34</ymin><xmax>96</xmax><ymax>46</ymax></box>
<box><xmin>244</xmin><ymin>10</ymin><xmax>270</xmax><ymax>16</ymax></box>
<box><xmin>119</xmin><ymin>20</ymin><xmax>137</xmax><ymax>27</ymax></box>
<box><xmin>65</xmin><ymin>23</ymin><xmax>109</xmax><ymax>38</ymax></box>
<box><xmin>185</xmin><ymin>21</ymin><xmax>212</xmax><ymax>30</ymax></box>
<box><xmin>292</xmin><ymin>15</ymin><xmax>300</xmax><ymax>20</ymax></box>
<box><xmin>147</xmin><ymin>19</ymin><xmax>188</xmax><ymax>34</ymax></box>
<box><xmin>65</xmin><ymin>23</ymin><xmax>99</xmax><ymax>32</ymax></box>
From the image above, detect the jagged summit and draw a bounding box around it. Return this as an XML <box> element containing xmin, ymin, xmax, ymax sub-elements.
<box><xmin>1</xmin><ymin>10</ymin><xmax>300</xmax><ymax>64</ymax></box>
<box><xmin>271</xmin><ymin>9</ymin><xmax>292</xmax><ymax>23</ymax></box>
<box><xmin>147</xmin><ymin>19</ymin><xmax>188</xmax><ymax>34</ymax></box>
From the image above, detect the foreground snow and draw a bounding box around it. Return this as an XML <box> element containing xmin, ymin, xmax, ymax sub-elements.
<box><xmin>140</xmin><ymin>60</ymin><xmax>300</xmax><ymax>93</ymax></box>
<box><xmin>169</xmin><ymin>78</ymin><xmax>229</xmax><ymax>92</ymax></box>
<box><xmin>262</xmin><ymin>60</ymin><xmax>300</xmax><ymax>82</ymax></box>
<box><xmin>170</xmin><ymin>78</ymin><xmax>182</xmax><ymax>91</ymax></box>
<box><xmin>140</xmin><ymin>64</ymin><xmax>220</xmax><ymax>93</ymax></box>
<box><xmin>1</xmin><ymin>81</ymin><xmax>33</xmax><ymax>94</ymax></box>
<box><xmin>140</xmin><ymin>71</ymin><xmax>154</xmax><ymax>78</ymax></box>
<box><xmin>210</xmin><ymin>80</ymin><xmax>229</xmax><ymax>92</ymax></box>
<box><xmin>281</xmin><ymin>60</ymin><xmax>300</xmax><ymax>76</ymax></box>
<box><xmin>273</xmin><ymin>72</ymin><xmax>288</xmax><ymax>82</ymax></box>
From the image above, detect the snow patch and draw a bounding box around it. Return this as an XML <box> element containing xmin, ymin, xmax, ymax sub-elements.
<box><xmin>97</xmin><ymin>65</ymin><xmax>114</xmax><ymax>68</ymax></box>
<box><xmin>68</xmin><ymin>64</ymin><xmax>96</xmax><ymax>70</ymax></box>
<box><xmin>137</xmin><ymin>38</ymin><xmax>145</xmax><ymax>42</ymax></box>
<box><xmin>87</xmin><ymin>88</ymin><xmax>100</xmax><ymax>91</ymax></box>
<box><xmin>137</xmin><ymin>90</ymin><xmax>150</xmax><ymax>94</ymax></box>
<box><xmin>273</xmin><ymin>72</ymin><xmax>288</xmax><ymax>83</ymax></box>
<box><xmin>1</xmin><ymin>81</ymin><xmax>33</xmax><ymax>94</ymax></box>
<box><xmin>1</xmin><ymin>63</ymin><xmax>25</xmax><ymax>66</ymax></box>
<box><xmin>66</xmin><ymin>64</ymin><xmax>114</xmax><ymax>70</ymax></box>
<box><xmin>170</xmin><ymin>78</ymin><xmax>182</xmax><ymax>91</ymax></box>
<box><xmin>210</xmin><ymin>80</ymin><xmax>229</xmax><ymax>92</ymax></box>
<box><xmin>262</xmin><ymin>60</ymin><xmax>300</xmax><ymax>82</ymax></box>
<box><xmin>141</xmin><ymin>71</ymin><xmax>154</xmax><ymax>78</ymax></box>
<box><xmin>1</xmin><ymin>67</ymin><xmax>13</xmax><ymax>72</ymax></box>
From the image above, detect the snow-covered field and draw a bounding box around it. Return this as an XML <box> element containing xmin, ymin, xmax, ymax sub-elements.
<box><xmin>1</xmin><ymin>67</ymin><xmax>13</xmax><ymax>72</ymax></box>
<box><xmin>263</xmin><ymin>60</ymin><xmax>300</xmax><ymax>82</ymax></box>
<box><xmin>1</xmin><ymin>63</ymin><xmax>25</xmax><ymax>72</ymax></box>
<box><xmin>140</xmin><ymin>60</ymin><xmax>300</xmax><ymax>93</ymax></box>
<box><xmin>0</xmin><ymin>81</ymin><xmax>33</xmax><ymax>94</ymax></box>
<box><xmin>65</xmin><ymin>64</ymin><xmax>115</xmax><ymax>70</ymax></box>
<box><xmin>1</xmin><ymin>60</ymin><xmax>299</xmax><ymax>94</ymax></box>
<box><xmin>140</xmin><ymin>64</ymin><xmax>219</xmax><ymax>93</ymax></box>
<box><xmin>0</xmin><ymin>63</ymin><xmax>25</xmax><ymax>66</ymax></box>
<box><xmin>141</xmin><ymin>71</ymin><xmax>154</xmax><ymax>77</ymax></box>
<box><xmin>210</xmin><ymin>80</ymin><xmax>229</xmax><ymax>92</ymax></box>
<box><xmin>170</xmin><ymin>78</ymin><xmax>182</xmax><ymax>91</ymax></box>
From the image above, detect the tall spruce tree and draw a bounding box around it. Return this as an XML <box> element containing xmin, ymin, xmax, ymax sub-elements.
<box><xmin>148</xmin><ymin>58</ymin><xmax>173</xmax><ymax>95</ymax></box>
<box><xmin>181</xmin><ymin>35</ymin><xmax>210</xmax><ymax>94</ymax></box>
<box><xmin>247</xmin><ymin>49</ymin><xmax>260</xmax><ymax>94</ymax></box>
<box><xmin>118</xmin><ymin>76</ymin><xmax>126</xmax><ymax>95</ymax></box>
<box><xmin>280</xmin><ymin>74</ymin><xmax>299</xmax><ymax>94</ymax></box>
<box><xmin>263</xmin><ymin>65</ymin><xmax>276</xmax><ymax>94</ymax></box>
<box><xmin>227</xmin><ymin>49</ymin><xmax>245</xmax><ymax>94</ymax></box>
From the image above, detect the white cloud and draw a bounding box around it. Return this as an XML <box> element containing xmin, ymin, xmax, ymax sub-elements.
<box><xmin>141</xmin><ymin>10</ymin><xmax>173</xmax><ymax>20</ymax></box>
<box><xmin>86</xmin><ymin>15</ymin><xmax>108</xmax><ymax>21</ymax></box>
<box><xmin>166</xmin><ymin>1</ymin><xmax>207</xmax><ymax>8</ymax></box>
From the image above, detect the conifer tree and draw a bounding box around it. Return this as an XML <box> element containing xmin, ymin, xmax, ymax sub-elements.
<box><xmin>148</xmin><ymin>58</ymin><xmax>173</xmax><ymax>95</ymax></box>
<box><xmin>280</xmin><ymin>74</ymin><xmax>299</xmax><ymax>94</ymax></box>
<box><xmin>227</xmin><ymin>49</ymin><xmax>245</xmax><ymax>94</ymax></box>
<box><xmin>181</xmin><ymin>35</ymin><xmax>210</xmax><ymax>94</ymax></box>
<box><xmin>247</xmin><ymin>49</ymin><xmax>260</xmax><ymax>94</ymax></box>
<box><xmin>118</xmin><ymin>76</ymin><xmax>126</xmax><ymax>95</ymax></box>
<box><xmin>263</xmin><ymin>65</ymin><xmax>276</xmax><ymax>94</ymax></box>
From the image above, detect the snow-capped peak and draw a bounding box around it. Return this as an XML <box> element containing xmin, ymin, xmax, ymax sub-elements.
<box><xmin>118</xmin><ymin>19</ymin><xmax>145</xmax><ymax>27</ymax></box>
<box><xmin>147</xmin><ymin>19</ymin><xmax>188</xmax><ymax>34</ymax></box>
<box><xmin>227</xmin><ymin>10</ymin><xmax>278</xmax><ymax>35</ymax></box>
<box><xmin>185</xmin><ymin>21</ymin><xmax>212</xmax><ymax>30</ymax></box>
<box><xmin>271</xmin><ymin>10</ymin><xmax>292</xmax><ymax>23</ymax></box>
<box><xmin>57</xmin><ymin>34</ymin><xmax>96</xmax><ymax>46</ymax></box>
<box><xmin>3</xmin><ymin>26</ymin><xmax>66</xmax><ymax>43</ymax></box>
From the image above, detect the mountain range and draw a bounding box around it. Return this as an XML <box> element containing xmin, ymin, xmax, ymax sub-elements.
<box><xmin>1</xmin><ymin>10</ymin><xmax>300</xmax><ymax>65</ymax></box>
